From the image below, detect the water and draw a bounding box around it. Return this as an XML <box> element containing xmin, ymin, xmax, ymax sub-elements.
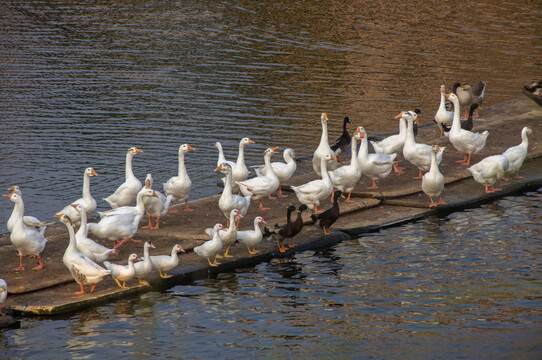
<box><xmin>1</xmin><ymin>191</ymin><xmax>541</xmax><ymax>359</ymax></box>
<box><xmin>0</xmin><ymin>0</ymin><xmax>541</xmax><ymax>232</ymax></box>
<box><xmin>1</xmin><ymin>1</ymin><xmax>541</xmax><ymax>358</ymax></box>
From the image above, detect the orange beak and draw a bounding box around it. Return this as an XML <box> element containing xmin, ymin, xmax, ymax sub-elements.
<box><xmin>54</xmin><ymin>213</ymin><xmax>63</xmax><ymax>220</ymax></box>
<box><xmin>3</xmin><ymin>193</ymin><xmax>13</xmax><ymax>199</ymax></box>
<box><xmin>145</xmin><ymin>179</ymin><xmax>151</xmax><ymax>188</ymax></box>
<box><xmin>322</xmin><ymin>113</ymin><xmax>328</xmax><ymax>120</ymax></box>
<box><xmin>444</xmin><ymin>93</ymin><xmax>451</xmax><ymax>99</ymax></box>
<box><xmin>91</xmin><ymin>168</ymin><xmax>98</xmax><ymax>176</ymax></box>
<box><xmin>248</xmin><ymin>139</ymin><xmax>255</xmax><ymax>144</ymax></box>
<box><xmin>152</xmin><ymin>191</ymin><xmax>158</xmax><ymax>198</ymax></box>
<box><xmin>134</xmin><ymin>147</ymin><xmax>143</xmax><ymax>153</ymax></box>
<box><xmin>187</xmin><ymin>145</ymin><xmax>195</xmax><ymax>151</ymax></box>
<box><xmin>271</xmin><ymin>147</ymin><xmax>279</xmax><ymax>153</ymax></box>
<box><xmin>330</xmin><ymin>155</ymin><xmax>336</xmax><ymax>161</ymax></box>
<box><xmin>70</xmin><ymin>204</ymin><xmax>78</xmax><ymax>209</ymax></box>
<box><xmin>394</xmin><ymin>112</ymin><xmax>403</xmax><ymax>119</ymax></box>
<box><xmin>214</xmin><ymin>164</ymin><xmax>223</xmax><ymax>172</ymax></box>
<box><xmin>8</xmin><ymin>186</ymin><xmax>16</xmax><ymax>192</ymax></box>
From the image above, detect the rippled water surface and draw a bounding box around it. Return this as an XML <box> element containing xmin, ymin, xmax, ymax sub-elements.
<box><xmin>1</xmin><ymin>0</ymin><xmax>541</xmax><ymax>231</ymax></box>
<box><xmin>1</xmin><ymin>191</ymin><xmax>541</xmax><ymax>359</ymax></box>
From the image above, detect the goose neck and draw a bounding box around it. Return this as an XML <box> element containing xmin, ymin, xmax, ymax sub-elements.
<box><xmin>177</xmin><ymin>152</ymin><xmax>187</xmax><ymax>177</ymax></box>
<box><xmin>125</xmin><ymin>152</ymin><xmax>135</xmax><ymax>179</ymax></box>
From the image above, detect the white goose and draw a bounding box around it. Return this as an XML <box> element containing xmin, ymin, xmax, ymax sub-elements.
<box><xmin>56</xmin><ymin>167</ymin><xmax>98</xmax><ymax>227</ymax></box>
<box><xmin>237</xmin><ymin>147</ymin><xmax>280</xmax><ymax>211</ymax></box>
<box><xmin>103</xmin><ymin>253</ymin><xmax>142</xmax><ymax>289</ymax></box>
<box><xmin>502</xmin><ymin>126</ymin><xmax>532</xmax><ymax>180</ymax></box>
<box><xmin>421</xmin><ymin>145</ymin><xmax>446</xmax><ymax>208</ymax></box>
<box><xmin>356</xmin><ymin>127</ymin><xmax>396</xmax><ymax>190</ymax></box>
<box><xmin>204</xmin><ymin>209</ymin><xmax>243</xmax><ymax>258</ymax></box>
<box><xmin>237</xmin><ymin>216</ymin><xmax>267</xmax><ymax>255</ymax></box>
<box><xmin>133</xmin><ymin>241</ymin><xmax>156</xmax><ymax>284</ymax></box>
<box><xmin>149</xmin><ymin>244</ymin><xmax>185</xmax><ymax>278</ymax></box>
<box><xmin>468</xmin><ymin>155</ymin><xmax>509</xmax><ymax>193</ymax></box>
<box><xmin>313</xmin><ymin>113</ymin><xmax>339</xmax><ymax>177</ymax></box>
<box><xmin>216</xmin><ymin>138</ymin><xmax>256</xmax><ymax>193</ymax></box>
<box><xmin>142</xmin><ymin>174</ymin><xmax>173</xmax><ymax>229</ymax></box>
<box><xmin>214</xmin><ymin>141</ymin><xmax>235</xmax><ymax>168</ymax></box>
<box><xmin>328</xmin><ymin>132</ymin><xmax>362</xmax><ymax>202</ymax></box>
<box><xmin>71</xmin><ymin>204</ymin><xmax>115</xmax><ymax>263</ymax></box>
<box><xmin>445</xmin><ymin>93</ymin><xmax>489</xmax><ymax>165</ymax></box>
<box><xmin>4</xmin><ymin>192</ymin><xmax>48</xmax><ymax>271</ymax></box>
<box><xmin>0</xmin><ymin>279</ymin><xmax>6</xmax><ymax>316</ymax></box>
<box><xmin>434</xmin><ymin>85</ymin><xmax>454</xmax><ymax>137</ymax></box>
<box><xmin>194</xmin><ymin>223</ymin><xmax>224</xmax><ymax>267</ymax></box>
<box><xmin>291</xmin><ymin>153</ymin><xmax>335</xmax><ymax>213</ymax></box>
<box><xmin>163</xmin><ymin>144</ymin><xmax>195</xmax><ymax>212</ymax></box>
<box><xmin>403</xmin><ymin>116</ymin><xmax>445</xmax><ymax>179</ymax></box>
<box><xmin>216</xmin><ymin>163</ymin><xmax>251</xmax><ymax>227</ymax></box>
<box><xmin>88</xmin><ymin>188</ymin><xmax>157</xmax><ymax>252</ymax></box>
<box><xmin>370</xmin><ymin>116</ymin><xmax>407</xmax><ymax>175</ymax></box>
<box><xmin>253</xmin><ymin>148</ymin><xmax>297</xmax><ymax>198</ymax></box>
<box><xmin>57</xmin><ymin>214</ymin><xmax>110</xmax><ymax>295</ymax></box>
<box><xmin>7</xmin><ymin>186</ymin><xmax>53</xmax><ymax>232</ymax></box>
<box><xmin>104</xmin><ymin>147</ymin><xmax>143</xmax><ymax>208</ymax></box>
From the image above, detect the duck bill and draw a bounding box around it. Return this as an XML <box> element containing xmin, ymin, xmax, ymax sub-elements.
<box><xmin>187</xmin><ymin>145</ymin><xmax>195</xmax><ymax>151</ymax></box>
<box><xmin>214</xmin><ymin>164</ymin><xmax>223</xmax><ymax>172</ymax></box>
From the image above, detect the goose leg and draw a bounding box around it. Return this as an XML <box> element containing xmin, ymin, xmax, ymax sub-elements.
<box><xmin>184</xmin><ymin>199</ymin><xmax>194</xmax><ymax>211</ymax></box>
<box><xmin>428</xmin><ymin>196</ymin><xmax>438</xmax><ymax>208</ymax></box>
<box><xmin>345</xmin><ymin>192</ymin><xmax>354</xmax><ymax>203</ymax></box>
<box><xmin>437</xmin><ymin>196</ymin><xmax>447</xmax><ymax>205</ymax></box>
<box><xmin>277</xmin><ymin>186</ymin><xmax>288</xmax><ymax>198</ymax></box>
<box><xmin>74</xmin><ymin>283</ymin><xmax>86</xmax><ymax>295</ymax></box>
<box><xmin>222</xmin><ymin>247</ymin><xmax>233</xmax><ymax>258</ymax></box>
<box><xmin>267</xmin><ymin>194</ymin><xmax>277</xmax><ymax>200</ymax></box>
<box><xmin>456</xmin><ymin>154</ymin><xmax>469</xmax><ymax>164</ymax></box>
<box><xmin>277</xmin><ymin>240</ymin><xmax>286</xmax><ymax>252</ymax></box>
<box><xmin>159</xmin><ymin>270</ymin><xmax>172</xmax><ymax>278</ymax></box>
<box><xmin>313</xmin><ymin>204</ymin><xmax>324</xmax><ymax>214</ymax></box>
<box><xmin>90</xmin><ymin>284</ymin><xmax>96</xmax><ymax>293</ymax></box>
<box><xmin>151</xmin><ymin>217</ymin><xmax>160</xmax><ymax>230</ymax></box>
<box><xmin>211</xmin><ymin>254</ymin><xmax>221</xmax><ymax>266</ymax></box>
<box><xmin>259</xmin><ymin>199</ymin><xmax>271</xmax><ymax>211</ymax></box>
<box><xmin>413</xmin><ymin>169</ymin><xmax>423</xmax><ymax>180</ymax></box>
<box><xmin>114</xmin><ymin>278</ymin><xmax>123</xmax><ymax>288</ymax></box>
<box><xmin>14</xmin><ymin>254</ymin><xmax>25</xmax><ymax>271</ymax></box>
<box><xmin>287</xmin><ymin>238</ymin><xmax>295</xmax><ymax>248</ymax></box>
<box><xmin>142</xmin><ymin>215</ymin><xmax>154</xmax><ymax>229</ymax></box>
<box><xmin>32</xmin><ymin>255</ymin><xmax>44</xmax><ymax>270</ymax></box>
<box><xmin>393</xmin><ymin>161</ymin><xmax>405</xmax><ymax>174</ymax></box>
<box><xmin>367</xmin><ymin>180</ymin><xmax>379</xmax><ymax>190</ymax></box>
<box><xmin>514</xmin><ymin>171</ymin><xmax>524</xmax><ymax>179</ymax></box>
<box><xmin>323</xmin><ymin>227</ymin><xmax>333</xmax><ymax>235</ymax></box>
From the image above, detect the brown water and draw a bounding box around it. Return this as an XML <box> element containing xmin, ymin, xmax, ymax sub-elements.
<box><xmin>0</xmin><ymin>0</ymin><xmax>540</xmax><ymax>232</ymax></box>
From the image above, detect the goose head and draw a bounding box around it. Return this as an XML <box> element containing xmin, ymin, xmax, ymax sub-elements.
<box><xmin>128</xmin><ymin>253</ymin><xmax>142</xmax><ymax>262</ymax></box>
<box><xmin>523</xmin><ymin>126</ymin><xmax>533</xmax><ymax>136</ymax></box>
<box><xmin>255</xmin><ymin>216</ymin><xmax>267</xmax><ymax>225</ymax></box>
<box><xmin>231</xmin><ymin>208</ymin><xmax>244</xmax><ymax>219</ymax></box>
<box><xmin>180</xmin><ymin>143</ymin><xmax>195</xmax><ymax>154</ymax></box>
<box><xmin>432</xmin><ymin>145</ymin><xmax>442</xmax><ymax>153</ymax></box>
<box><xmin>215</xmin><ymin>162</ymin><xmax>232</xmax><ymax>174</ymax></box>
<box><xmin>173</xmin><ymin>244</ymin><xmax>186</xmax><ymax>253</ymax></box>
<box><xmin>3</xmin><ymin>192</ymin><xmax>21</xmax><ymax>204</ymax></box>
<box><xmin>322</xmin><ymin>153</ymin><xmax>336</xmax><ymax>162</ymax></box>
<box><xmin>7</xmin><ymin>185</ymin><xmax>21</xmax><ymax>196</ymax></box>
<box><xmin>128</xmin><ymin>147</ymin><xmax>143</xmax><ymax>155</ymax></box>
<box><xmin>440</xmin><ymin>84</ymin><xmax>446</xmax><ymax>95</ymax></box>
<box><xmin>320</xmin><ymin>112</ymin><xmax>329</xmax><ymax>124</ymax></box>
<box><xmin>240</xmin><ymin>137</ymin><xmax>256</xmax><ymax>146</ymax></box>
<box><xmin>284</xmin><ymin>148</ymin><xmax>296</xmax><ymax>160</ymax></box>
<box><xmin>85</xmin><ymin>167</ymin><xmax>98</xmax><ymax>177</ymax></box>
<box><xmin>444</xmin><ymin>92</ymin><xmax>460</xmax><ymax>107</ymax></box>
<box><xmin>70</xmin><ymin>203</ymin><xmax>86</xmax><ymax>213</ymax></box>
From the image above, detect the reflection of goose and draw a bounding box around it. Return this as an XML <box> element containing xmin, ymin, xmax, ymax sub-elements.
<box><xmin>57</xmin><ymin>214</ymin><xmax>110</xmax><ymax>295</ymax></box>
<box><xmin>56</xmin><ymin>167</ymin><xmax>98</xmax><ymax>227</ymax></box>
<box><xmin>4</xmin><ymin>192</ymin><xmax>48</xmax><ymax>271</ymax></box>
<box><xmin>104</xmin><ymin>147</ymin><xmax>143</xmax><ymax>208</ymax></box>
<box><xmin>163</xmin><ymin>144</ymin><xmax>195</xmax><ymax>212</ymax></box>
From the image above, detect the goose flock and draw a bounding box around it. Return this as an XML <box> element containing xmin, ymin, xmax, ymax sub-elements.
<box><xmin>0</xmin><ymin>81</ymin><xmax>535</xmax><ymax>305</ymax></box>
